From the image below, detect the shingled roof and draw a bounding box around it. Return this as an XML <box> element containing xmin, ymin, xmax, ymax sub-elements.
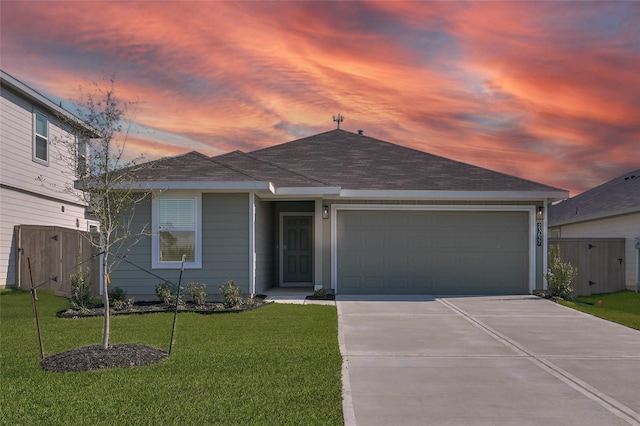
<box><xmin>132</xmin><ymin>129</ymin><xmax>566</xmax><ymax>196</ymax></box>
<box><xmin>548</xmin><ymin>168</ymin><xmax>640</xmax><ymax>226</ymax></box>
<box><xmin>248</xmin><ymin>129</ymin><xmax>562</xmax><ymax>191</ymax></box>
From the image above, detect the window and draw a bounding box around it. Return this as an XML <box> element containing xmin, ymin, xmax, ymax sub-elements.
<box><xmin>152</xmin><ymin>193</ymin><xmax>201</xmax><ymax>268</ymax></box>
<box><xmin>34</xmin><ymin>111</ymin><xmax>48</xmax><ymax>164</ymax></box>
<box><xmin>77</xmin><ymin>136</ymin><xmax>88</xmax><ymax>177</ymax></box>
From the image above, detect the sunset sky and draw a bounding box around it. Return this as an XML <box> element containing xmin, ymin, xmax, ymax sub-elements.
<box><xmin>2</xmin><ymin>1</ymin><xmax>638</xmax><ymax>196</ymax></box>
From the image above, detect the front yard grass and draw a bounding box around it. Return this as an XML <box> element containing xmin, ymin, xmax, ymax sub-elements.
<box><xmin>0</xmin><ymin>290</ymin><xmax>343</xmax><ymax>425</ymax></box>
<box><xmin>559</xmin><ymin>290</ymin><xmax>640</xmax><ymax>331</ymax></box>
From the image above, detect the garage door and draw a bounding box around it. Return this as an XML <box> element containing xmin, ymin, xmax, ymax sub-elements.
<box><xmin>337</xmin><ymin>210</ymin><xmax>530</xmax><ymax>295</ymax></box>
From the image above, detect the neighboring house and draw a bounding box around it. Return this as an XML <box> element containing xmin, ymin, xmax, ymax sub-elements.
<box><xmin>548</xmin><ymin>169</ymin><xmax>640</xmax><ymax>291</ymax></box>
<box><xmin>111</xmin><ymin>129</ymin><xmax>567</xmax><ymax>298</ymax></box>
<box><xmin>0</xmin><ymin>70</ymin><xmax>96</xmax><ymax>289</ymax></box>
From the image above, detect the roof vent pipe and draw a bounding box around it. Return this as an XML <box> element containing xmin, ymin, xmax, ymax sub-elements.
<box><xmin>357</xmin><ymin>130</ymin><xmax>363</xmax><ymax>135</ymax></box>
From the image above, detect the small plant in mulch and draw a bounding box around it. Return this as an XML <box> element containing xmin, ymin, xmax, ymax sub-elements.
<box><xmin>219</xmin><ymin>279</ymin><xmax>243</xmax><ymax>308</ymax></box>
<box><xmin>109</xmin><ymin>286</ymin><xmax>135</xmax><ymax>311</ymax></box>
<box><xmin>187</xmin><ymin>281</ymin><xmax>207</xmax><ymax>308</ymax></box>
<box><xmin>306</xmin><ymin>288</ymin><xmax>335</xmax><ymax>300</ymax></box>
<box><xmin>58</xmin><ymin>291</ymin><xmax>269</xmax><ymax>318</ymax></box>
<box><xmin>155</xmin><ymin>282</ymin><xmax>173</xmax><ymax>304</ymax></box>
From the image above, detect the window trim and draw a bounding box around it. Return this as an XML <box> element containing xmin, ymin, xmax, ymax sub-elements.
<box><xmin>33</xmin><ymin>110</ymin><xmax>49</xmax><ymax>165</ymax></box>
<box><xmin>152</xmin><ymin>191</ymin><xmax>202</xmax><ymax>269</ymax></box>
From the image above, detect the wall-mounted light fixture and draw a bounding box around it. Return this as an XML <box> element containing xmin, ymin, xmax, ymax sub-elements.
<box><xmin>322</xmin><ymin>205</ymin><xmax>330</xmax><ymax>219</ymax></box>
<box><xmin>536</xmin><ymin>206</ymin><xmax>545</xmax><ymax>221</ymax></box>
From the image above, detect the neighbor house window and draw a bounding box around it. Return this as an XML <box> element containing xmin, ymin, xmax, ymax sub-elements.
<box><xmin>152</xmin><ymin>192</ymin><xmax>202</xmax><ymax>268</ymax></box>
<box><xmin>77</xmin><ymin>136</ymin><xmax>88</xmax><ymax>177</ymax></box>
<box><xmin>34</xmin><ymin>111</ymin><xmax>48</xmax><ymax>164</ymax></box>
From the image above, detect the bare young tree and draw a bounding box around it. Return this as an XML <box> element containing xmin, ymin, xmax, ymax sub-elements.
<box><xmin>42</xmin><ymin>76</ymin><xmax>149</xmax><ymax>349</ymax></box>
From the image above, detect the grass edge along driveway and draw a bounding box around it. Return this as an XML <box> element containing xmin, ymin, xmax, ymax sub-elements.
<box><xmin>0</xmin><ymin>290</ymin><xmax>343</xmax><ymax>425</ymax></box>
<box><xmin>559</xmin><ymin>290</ymin><xmax>640</xmax><ymax>331</ymax></box>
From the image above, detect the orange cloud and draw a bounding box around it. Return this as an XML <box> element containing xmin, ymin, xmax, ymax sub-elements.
<box><xmin>2</xmin><ymin>1</ymin><xmax>637</xmax><ymax>196</ymax></box>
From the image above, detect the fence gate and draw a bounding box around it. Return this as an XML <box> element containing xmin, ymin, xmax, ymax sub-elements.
<box><xmin>548</xmin><ymin>238</ymin><xmax>625</xmax><ymax>296</ymax></box>
<box><xmin>15</xmin><ymin>225</ymin><xmax>100</xmax><ymax>297</ymax></box>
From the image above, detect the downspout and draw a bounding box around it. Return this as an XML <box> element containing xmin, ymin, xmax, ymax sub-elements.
<box><xmin>248</xmin><ymin>192</ymin><xmax>256</xmax><ymax>297</ymax></box>
<box><xmin>542</xmin><ymin>200</ymin><xmax>548</xmax><ymax>291</ymax></box>
<box><xmin>636</xmin><ymin>237</ymin><xmax>640</xmax><ymax>293</ymax></box>
<box><xmin>314</xmin><ymin>199</ymin><xmax>323</xmax><ymax>291</ymax></box>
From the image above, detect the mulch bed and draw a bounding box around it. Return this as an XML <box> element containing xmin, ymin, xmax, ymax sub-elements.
<box><xmin>57</xmin><ymin>296</ymin><xmax>269</xmax><ymax>318</ymax></box>
<box><xmin>305</xmin><ymin>294</ymin><xmax>335</xmax><ymax>300</ymax></box>
<box><xmin>41</xmin><ymin>344</ymin><xmax>168</xmax><ymax>373</ymax></box>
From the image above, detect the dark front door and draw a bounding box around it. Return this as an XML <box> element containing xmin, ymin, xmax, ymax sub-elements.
<box><xmin>282</xmin><ymin>215</ymin><xmax>313</xmax><ymax>283</ymax></box>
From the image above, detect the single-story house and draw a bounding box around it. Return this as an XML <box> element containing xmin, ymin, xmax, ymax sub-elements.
<box><xmin>110</xmin><ymin>129</ymin><xmax>568</xmax><ymax>299</ymax></box>
<box><xmin>549</xmin><ymin>169</ymin><xmax>640</xmax><ymax>291</ymax></box>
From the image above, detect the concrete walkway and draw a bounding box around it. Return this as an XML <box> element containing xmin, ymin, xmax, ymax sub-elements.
<box><xmin>337</xmin><ymin>295</ymin><xmax>640</xmax><ymax>426</ymax></box>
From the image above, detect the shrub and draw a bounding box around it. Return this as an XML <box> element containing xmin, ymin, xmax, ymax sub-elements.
<box><xmin>187</xmin><ymin>282</ymin><xmax>207</xmax><ymax>307</ymax></box>
<box><xmin>109</xmin><ymin>287</ymin><xmax>134</xmax><ymax>310</ymax></box>
<box><xmin>70</xmin><ymin>265</ymin><xmax>92</xmax><ymax>311</ymax></box>
<box><xmin>112</xmin><ymin>297</ymin><xmax>135</xmax><ymax>311</ymax></box>
<box><xmin>219</xmin><ymin>279</ymin><xmax>242</xmax><ymax>308</ymax></box>
<box><xmin>109</xmin><ymin>286</ymin><xmax>127</xmax><ymax>304</ymax></box>
<box><xmin>156</xmin><ymin>282</ymin><xmax>172</xmax><ymax>304</ymax></box>
<box><xmin>546</xmin><ymin>245</ymin><xmax>577</xmax><ymax>299</ymax></box>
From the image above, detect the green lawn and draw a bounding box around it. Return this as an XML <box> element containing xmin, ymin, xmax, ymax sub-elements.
<box><xmin>0</xmin><ymin>290</ymin><xmax>343</xmax><ymax>425</ymax></box>
<box><xmin>559</xmin><ymin>290</ymin><xmax>640</xmax><ymax>330</ymax></box>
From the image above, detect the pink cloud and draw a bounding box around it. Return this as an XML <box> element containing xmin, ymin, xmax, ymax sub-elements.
<box><xmin>2</xmin><ymin>1</ymin><xmax>637</xmax><ymax>196</ymax></box>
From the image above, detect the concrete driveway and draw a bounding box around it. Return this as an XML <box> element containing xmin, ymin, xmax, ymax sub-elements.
<box><xmin>337</xmin><ymin>295</ymin><xmax>640</xmax><ymax>426</ymax></box>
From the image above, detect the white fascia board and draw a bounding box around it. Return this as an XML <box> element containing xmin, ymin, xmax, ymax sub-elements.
<box><xmin>1</xmin><ymin>71</ymin><xmax>98</xmax><ymax>135</ymax></box>
<box><xmin>275</xmin><ymin>186</ymin><xmax>342</xmax><ymax>196</ymax></box>
<box><xmin>123</xmin><ymin>181</ymin><xmax>275</xmax><ymax>192</ymax></box>
<box><xmin>338</xmin><ymin>189</ymin><xmax>569</xmax><ymax>202</ymax></box>
<box><xmin>549</xmin><ymin>206</ymin><xmax>640</xmax><ymax>227</ymax></box>
<box><xmin>333</xmin><ymin>204</ymin><xmax>536</xmax><ymax>213</ymax></box>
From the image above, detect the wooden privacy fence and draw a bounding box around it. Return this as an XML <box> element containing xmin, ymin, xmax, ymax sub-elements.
<box><xmin>15</xmin><ymin>225</ymin><xmax>100</xmax><ymax>297</ymax></box>
<box><xmin>548</xmin><ymin>238</ymin><xmax>625</xmax><ymax>296</ymax></box>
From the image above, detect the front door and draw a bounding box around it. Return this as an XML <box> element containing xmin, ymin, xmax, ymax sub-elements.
<box><xmin>282</xmin><ymin>215</ymin><xmax>313</xmax><ymax>284</ymax></box>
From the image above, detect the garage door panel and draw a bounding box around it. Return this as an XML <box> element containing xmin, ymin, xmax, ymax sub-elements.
<box><xmin>337</xmin><ymin>210</ymin><xmax>530</xmax><ymax>295</ymax></box>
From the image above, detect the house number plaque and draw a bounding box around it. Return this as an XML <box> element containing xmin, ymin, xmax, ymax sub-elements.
<box><xmin>536</xmin><ymin>222</ymin><xmax>542</xmax><ymax>247</ymax></box>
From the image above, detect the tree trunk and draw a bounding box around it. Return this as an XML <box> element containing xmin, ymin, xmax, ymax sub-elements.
<box><xmin>101</xmin><ymin>253</ymin><xmax>110</xmax><ymax>349</ymax></box>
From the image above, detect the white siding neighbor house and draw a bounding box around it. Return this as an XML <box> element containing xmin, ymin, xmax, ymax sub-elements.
<box><xmin>549</xmin><ymin>169</ymin><xmax>640</xmax><ymax>292</ymax></box>
<box><xmin>0</xmin><ymin>70</ymin><xmax>96</xmax><ymax>288</ymax></box>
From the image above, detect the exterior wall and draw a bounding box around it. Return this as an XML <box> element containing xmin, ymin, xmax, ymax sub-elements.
<box><xmin>254</xmin><ymin>196</ymin><xmax>274</xmax><ymax>293</ymax></box>
<box><xmin>109</xmin><ymin>193</ymin><xmax>250</xmax><ymax>299</ymax></box>
<box><xmin>555</xmin><ymin>213</ymin><xmax>640</xmax><ymax>290</ymax></box>
<box><xmin>1</xmin><ymin>82</ymin><xmax>91</xmax><ymax>288</ymax></box>
<box><xmin>320</xmin><ymin>198</ymin><xmax>545</xmax><ymax>293</ymax></box>
<box><xmin>1</xmin><ymin>85</ymin><xmax>79</xmax><ymax>204</ymax></box>
<box><xmin>0</xmin><ymin>188</ymin><xmax>92</xmax><ymax>287</ymax></box>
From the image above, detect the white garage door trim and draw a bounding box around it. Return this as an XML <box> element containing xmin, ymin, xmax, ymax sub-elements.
<box><xmin>330</xmin><ymin>204</ymin><xmax>537</xmax><ymax>294</ymax></box>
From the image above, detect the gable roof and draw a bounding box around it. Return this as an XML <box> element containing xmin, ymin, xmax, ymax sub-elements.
<box><xmin>130</xmin><ymin>129</ymin><xmax>567</xmax><ymax>200</ymax></box>
<box><xmin>548</xmin><ymin>168</ymin><xmax>640</xmax><ymax>226</ymax></box>
<box><xmin>249</xmin><ymin>129</ymin><xmax>561</xmax><ymax>192</ymax></box>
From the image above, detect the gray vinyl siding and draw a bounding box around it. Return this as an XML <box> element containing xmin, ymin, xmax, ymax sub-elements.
<box><xmin>109</xmin><ymin>193</ymin><xmax>250</xmax><ymax>299</ymax></box>
<box><xmin>254</xmin><ymin>196</ymin><xmax>274</xmax><ymax>293</ymax></box>
<box><xmin>107</xmin><ymin>197</ymin><xmax>154</xmax><ymax>296</ymax></box>
<box><xmin>201</xmin><ymin>193</ymin><xmax>249</xmax><ymax>293</ymax></box>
